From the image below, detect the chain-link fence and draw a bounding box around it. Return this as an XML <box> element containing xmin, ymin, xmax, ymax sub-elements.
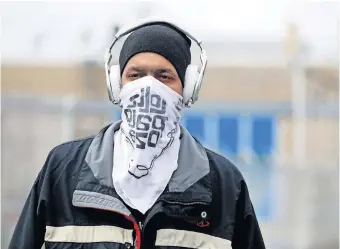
<box><xmin>2</xmin><ymin>95</ymin><xmax>338</xmax><ymax>249</ymax></box>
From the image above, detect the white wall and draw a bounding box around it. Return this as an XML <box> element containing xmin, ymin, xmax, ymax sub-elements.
<box><xmin>0</xmin><ymin>0</ymin><xmax>338</xmax><ymax>65</ymax></box>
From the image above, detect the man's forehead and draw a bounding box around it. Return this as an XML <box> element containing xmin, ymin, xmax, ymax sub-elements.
<box><xmin>124</xmin><ymin>53</ymin><xmax>177</xmax><ymax>72</ymax></box>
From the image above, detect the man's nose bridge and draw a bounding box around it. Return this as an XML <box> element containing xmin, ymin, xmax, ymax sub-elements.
<box><xmin>146</xmin><ymin>71</ymin><xmax>155</xmax><ymax>77</ymax></box>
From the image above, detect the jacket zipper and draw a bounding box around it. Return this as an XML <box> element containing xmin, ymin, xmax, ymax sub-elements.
<box><xmin>136</xmin><ymin>221</ymin><xmax>144</xmax><ymax>248</ymax></box>
<box><xmin>85</xmin><ymin>206</ymin><xmax>141</xmax><ymax>249</ymax></box>
<box><xmin>124</xmin><ymin>214</ymin><xmax>141</xmax><ymax>249</ymax></box>
<box><xmin>86</xmin><ymin>201</ymin><xmax>209</xmax><ymax>249</ymax></box>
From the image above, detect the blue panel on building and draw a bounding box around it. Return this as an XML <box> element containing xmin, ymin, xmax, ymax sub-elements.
<box><xmin>249</xmin><ymin>115</ymin><xmax>276</xmax><ymax>221</ymax></box>
<box><xmin>251</xmin><ymin>116</ymin><xmax>274</xmax><ymax>156</ymax></box>
<box><xmin>243</xmin><ymin>161</ymin><xmax>275</xmax><ymax>221</ymax></box>
<box><xmin>115</xmin><ymin>110</ymin><xmax>121</xmax><ymax>122</ymax></box>
<box><xmin>218</xmin><ymin>116</ymin><xmax>239</xmax><ymax>156</ymax></box>
<box><xmin>184</xmin><ymin>115</ymin><xmax>205</xmax><ymax>142</ymax></box>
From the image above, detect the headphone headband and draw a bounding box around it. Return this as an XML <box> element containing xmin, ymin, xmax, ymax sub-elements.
<box><xmin>104</xmin><ymin>16</ymin><xmax>208</xmax><ymax>107</ymax></box>
<box><xmin>115</xmin><ymin>17</ymin><xmax>201</xmax><ymax>45</ymax></box>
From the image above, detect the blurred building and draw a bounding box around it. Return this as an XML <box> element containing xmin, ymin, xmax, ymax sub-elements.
<box><xmin>2</xmin><ymin>37</ymin><xmax>338</xmax><ymax>164</ymax></box>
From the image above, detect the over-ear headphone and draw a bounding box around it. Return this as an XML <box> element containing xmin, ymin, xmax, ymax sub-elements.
<box><xmin>104</xmin><ymin>16</ymin><xmax>208</xmax><ymax>108</ymax></box>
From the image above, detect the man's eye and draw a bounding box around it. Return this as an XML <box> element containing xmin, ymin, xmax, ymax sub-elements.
<box><xmin>128</xmin><ymin>73</ymin><xmax>139</xmax><ymax>78</ymax></box>
<box><xmin>159</xmin><ymin>75</ymin><xmax>172</xmax><ymax>80</ymax></box>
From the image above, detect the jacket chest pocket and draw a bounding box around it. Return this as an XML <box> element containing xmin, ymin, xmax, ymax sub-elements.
<box><xmin>44</xmin><ymin>225</ymin><xmax>134</xmax><ymax>249</ymax></box>
<box><xmin>154</xmin><ymin>229</ymin><xmax>232</xmax><ymax>249</ymax></box>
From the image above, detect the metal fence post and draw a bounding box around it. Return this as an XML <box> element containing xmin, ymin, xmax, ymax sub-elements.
<box><xmin>61</xmin><ymin>94</ymin><xmax>77</xmax><ymax>142</ymax></box>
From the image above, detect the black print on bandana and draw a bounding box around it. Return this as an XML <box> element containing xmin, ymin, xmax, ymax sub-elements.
<box><xmin>125</xmin><ymin>86</ymin><xmax>168</xmax><ymax>150</ymax></box>
<box><xmin>122</xmin><ymin>86</ymin><xmax>179</xmax><ymax>179</ymax></box>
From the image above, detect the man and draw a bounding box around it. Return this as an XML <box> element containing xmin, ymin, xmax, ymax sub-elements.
<box><xmin>9</xmin><ymin>21</ymin><xmax>266</xmax><ymax>249</ymax></box>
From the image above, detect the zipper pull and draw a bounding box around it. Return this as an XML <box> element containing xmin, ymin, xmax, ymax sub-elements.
<box><xmin>139</xmin><ymin>221</ymin><xmax>144</xmax><ymax>230</ymax></box>
<box><xmin>125</xmin><ymin>242</ymin><xmax>132</xmax><ymax>249</ymax></box>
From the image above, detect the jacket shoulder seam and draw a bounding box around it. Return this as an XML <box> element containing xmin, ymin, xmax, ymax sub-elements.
<box><xmin>52</xmin><ymin>135</ymin><xmax>94</xmax><ymax>149</ymax></box>
<box><xmin>48</xmin><ymin>136</ymin><xmax>93</xmax><ymax>174</ymax></box>
<box><xmin>205</xmin><ymin>148</ymin><xmax>236</xmax><ymax>167</ymax></box>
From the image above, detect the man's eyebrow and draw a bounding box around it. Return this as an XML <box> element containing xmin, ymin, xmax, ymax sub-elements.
<box><xmin>125</xmin><ymin>66</ymin><xmax>146</xmax><ymax>72</ymax></box>
<box><xmin>154</xmin><ymin>68</ymin><xmax>175</xmax><ymax>74</ymax></box>
<box><xmin>125</xmin><ymin>66</ymin><xmax>175</xmax><ymax>74</ymax></box>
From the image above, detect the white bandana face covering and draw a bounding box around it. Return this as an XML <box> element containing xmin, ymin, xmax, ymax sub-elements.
<box><xmin>113</xmin><ymin>76</ymin><xmax>183</xmax><ymax>214</ymax></box>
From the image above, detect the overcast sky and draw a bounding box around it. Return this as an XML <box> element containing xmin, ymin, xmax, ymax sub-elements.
<box><xmin>0</xmin><ymin>0</ymin><xmax>338</xmax><ymax>63</ymax></box>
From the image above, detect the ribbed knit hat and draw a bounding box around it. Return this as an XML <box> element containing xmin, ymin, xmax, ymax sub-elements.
<box><xmin>119</xmin><ymin>23</ymin><xmax>191</xmax><ymax>85</ymax></box>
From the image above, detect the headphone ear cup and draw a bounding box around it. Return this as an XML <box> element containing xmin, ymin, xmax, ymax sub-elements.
<box><xmin>108</xmin><ymin>65</ymin><xmax>121</xmax><ymax>102</ymax></box>
<box><xmin>183</xmin><ymin>65</ymin><xmax>199</xmax><ymax>105</ymax></box>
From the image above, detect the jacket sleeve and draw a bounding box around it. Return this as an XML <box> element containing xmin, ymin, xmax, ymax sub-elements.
<box><xmin>231</xmin><ymin>180</ymin><xmax>266</xmax><ymax>249</ymax></box>
<box><xmin>8</xmin><ymin>152</ymin><xmax>51</xmax><ymax>249</ymax></box>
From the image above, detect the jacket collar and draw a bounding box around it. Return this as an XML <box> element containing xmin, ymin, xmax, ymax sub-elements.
<box><xmin>72</xmin><ymin>121</ymin><xmax>212</xmax><ymax>216</ymax></box>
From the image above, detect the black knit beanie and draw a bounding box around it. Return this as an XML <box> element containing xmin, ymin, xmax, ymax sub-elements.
<box><xmin>119</xmin><ymin>23</ymin><xmax>192</xmax><ymax>85</ymax></box>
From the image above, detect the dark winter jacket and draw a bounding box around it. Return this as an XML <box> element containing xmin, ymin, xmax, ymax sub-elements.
<box><xmin>9</xmin><ymin>121</ymin><xmax>266</xmax><ymax>249</ymax></box>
